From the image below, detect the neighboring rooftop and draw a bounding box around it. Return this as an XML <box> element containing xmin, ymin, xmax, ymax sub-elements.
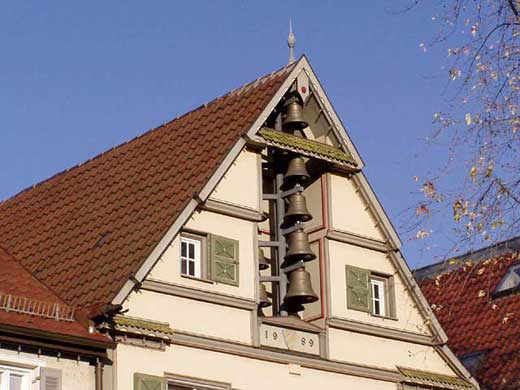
<box><xmin>0</xmin><ymin>61</ymin><xmax>295</xmax><ymax>307</ymax></box>
<box><xmin>0</xmin><ymin>247</ymin><xmax>109</xmax><ymax>344</ymax></box>
<box><xmin>414</xmin><ymin>236</ymin><xmax>520</xmax><ymax>282</ymax></box>
<box><xmin>418</xmin><ymin>239</ymin><xmax>520</xmax><ymax>390</ymax></box>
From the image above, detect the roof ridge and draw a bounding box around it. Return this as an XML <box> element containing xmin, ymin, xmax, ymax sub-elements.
<box><xmin>0</xmin><ymin>246</ymin><xmax>68</xmax><ymax>305</ymax></box>
<box><xmin>0</xmin><ymin>61</ymin><xmax>296</xmax><ymax>207</ymax></box>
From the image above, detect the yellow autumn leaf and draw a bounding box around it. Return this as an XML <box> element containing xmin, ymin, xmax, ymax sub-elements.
<box><xmin>470</xmin><ymin>166</ymin><xmax>477</xmax><ymax>180</ymax></box>
<box><xmin>478</xmin><ymin>290</ymin><xmax>486</xmax><ymax>298</ymax></box>
<box><xmin>485</xmin><ymin>162</ymin><xmax>494</xmax><ymax>177</ymax></box>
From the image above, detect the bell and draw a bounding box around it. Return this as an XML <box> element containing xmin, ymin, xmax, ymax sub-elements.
<box><xmin>284</xmin><ymin>267</ymin><xmax>319</xmax><ymax>304</ymax></box>
<box><xmin>283</xmin><ymin>101</ymin><xmax>308</xmax><ymax>130</ymax></box>
<box><xmin>284</xmin><ymin>156</ymin><xmax>310</xmax><ymax>185</ymax></box>
<box><xmin>259</xmin><ymin>283</ymin><xmax>272</xmax><ymax>308</ymax></box>
<box><xmin>285</xmin><ymin>301</ymin><xmax>304</xmax><ymax>315</ymax></box>
<box><xmin>284</xmin><ymin>229</ymin><xmax>316</xmax><ymax>264</ymax></box>
<box><xmin>284</xmin><ymin>192</ymin><xmax>312</xmax><ymax>224</ymax></box>
<box><xmin>259</xmin><ymin>250</ymin><xmax>270</xmax><ymax>270</ymax></box>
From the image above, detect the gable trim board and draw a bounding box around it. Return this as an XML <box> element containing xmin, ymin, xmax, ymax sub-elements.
<box><xmin>326</xmin><ymin>228</ymin><xmax>389</xmax><ymax>253</ymax></box>
<box><xmin>327</xmin><ymin>317</ymin><xmax>434</xmax><ymax>346</ymax></box>
<box><xmin>200</xmin><ymin>199</ymin><xmax>266</xmax><ymax>222</ymax></box>
<box><xmin>106</xmin><ymin>56</ymin><xmax>473</xmax><ymax>386</ymax></box>
<box><xmin>141</xmin><ymin>279</ymin><xmax>257</xmax><ymax>311</ymax></box>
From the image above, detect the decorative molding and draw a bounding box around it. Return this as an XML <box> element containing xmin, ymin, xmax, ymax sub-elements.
<box><xmin>326</xmin><ymin>229</ymin><xmax>389</xmax><ymax>253</ymax></box>
<box><xmin>327</xmin><ymin>317</ymin><xmax>434</xmax><ymax>346</ymax></box>
<box><xmin>171</xmin><ymin>331</ymin><xmax>401</xmax><ymax>383</ymax></box>
<box><xmin>141</xmin><ymin>279</ymin><xmax>257</xmax><ymax>311</ymax></box>
<box><xmin>200</xmin><ymin>199</ymin><xmax>267</xmax><ymax>222</ymax></box>
<box><xmin>165</xmin><ymin>372</ymin><xmax>232</xmax><ymax>390</ymax></box>
<box><xmin>436</xmin><ymin>345</ymin><xmax>480</xmax><ymax>389</ymax></box>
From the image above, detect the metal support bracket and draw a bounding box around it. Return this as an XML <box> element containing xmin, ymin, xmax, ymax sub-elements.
<box><xmin>280</xmin><ymin>184</ymin><xmax>305</xmax><ymax>198</ymax></box>
<box><xmin>280</xmin><ymin>221</ymin><xmax>305</xmax><ymax>236</ymax></box>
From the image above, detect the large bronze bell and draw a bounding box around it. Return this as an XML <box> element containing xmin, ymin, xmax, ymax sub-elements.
<box><xmin>259</xmin><ymin>283</ymin><xmax>272</xmax><ymax>308</ymax></box>
<box><xmin>259</xmin><ymin>250</ymin><xmax>270</xmax><ymax>270</ymax></box>
<box><xmin>284</xmin><ymin>192</ymin><xmax>312</xmax><ymax>224</ymax></box>
<box><xmin>284</xmin><ymin>229</ymin><xmax>316</xmax><ymax>264</ymax></box>
<box><xmin>284</xmin><ymin>267</ymin><xmax>319</xmax><ymax>304</ymax></box>
<box><xmin>283</xmin><ymin>101</ymin><xmax>308</xmax><ymax>130</ymax></box>
<box><xmin>284</xmin><ymin>156</ymin><xmax>310</xmax><ymax>185</ymax></box>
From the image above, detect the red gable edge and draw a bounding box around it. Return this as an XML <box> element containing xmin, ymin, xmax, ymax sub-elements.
<box><xmin>418</xmin><ymin>247</ymin><xmax>520</xmax><ymax>390</ymax></box>
<box><xmin>0</xmin><ymin>61</ymin><xmax>296</xmax><ymax>308</ymax></box>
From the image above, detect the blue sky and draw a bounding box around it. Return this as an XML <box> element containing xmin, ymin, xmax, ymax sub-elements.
<box><xmin>1</xmin><ymin>1</ymin><xmax>452</xmax><ymax>268</ymax></box>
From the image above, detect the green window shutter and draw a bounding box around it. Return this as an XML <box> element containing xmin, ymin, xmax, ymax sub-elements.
<box><xmin>40</xmin><ymin>367</ymin><xmax>62</xmax><ymax>390</ymax></box>
<box><xmin>134</xmin><ymin>373</ymin><xmax>165</xmax><ymax>390</ymax></box>
<box><xmin>346</xmin><ymin>265</ymin><xmax>372</xmax><ymax>312</ymax></box>
<box><xmin>210</xmin><ymin>234</ymin><xmax>239</xmax><ymax>286</ymax></box>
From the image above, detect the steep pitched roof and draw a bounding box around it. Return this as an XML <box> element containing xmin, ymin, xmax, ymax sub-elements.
<box><xmin>0</xmin><ymin>62</ymin><xmax>295</xmax><ymax>307</ymax></box>
<box><xmin>418</xmin><ymin>250</ymin><xmax>520</xmax><ymax>390</ymax></box>
<box><xmin>0</xmin><ymin>247</ymin><xmax>109</xmax><ymax>343</ymax></box>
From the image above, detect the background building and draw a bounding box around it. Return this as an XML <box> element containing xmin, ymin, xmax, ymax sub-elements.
<box><xmin>417</xmin><ymin>237</ymin><xmax>520</xmax><ymax>390</ymax></box>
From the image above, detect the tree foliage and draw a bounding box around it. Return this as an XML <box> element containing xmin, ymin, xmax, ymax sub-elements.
<box><xmin>412</xmin><ymin>0</ymin><xmax>520</xmax><ymax>255</ymax></box>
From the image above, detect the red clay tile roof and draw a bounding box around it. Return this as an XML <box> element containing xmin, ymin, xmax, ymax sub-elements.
<box><xmin>419</xmin><ymin>252</ymin><xmax>520</xmax><ymax>390</ymax></box>
<box><xmin>0</xmin><ymin>247</ymin><xmax>109</xmax><ymax>343</ymax></box>
<box><xmin>0</xmin><ymin>62</ymin><xmax>295</xmax><ymax>307</ymax></box>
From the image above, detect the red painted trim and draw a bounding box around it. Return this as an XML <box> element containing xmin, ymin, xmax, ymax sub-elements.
<box><xmin>304</xmin><ymin>238</ymin><xmax>326</xmax><ymax>322</ymax></box>
<box><xmin>304</xmin><ymin>175</ymin><xmax>330</xmax><ymax>323</ymax></box>
<box><xmin>305</xmin><ymin>176</ymin><xmax>328</xmax><ymax>234</ymax></box>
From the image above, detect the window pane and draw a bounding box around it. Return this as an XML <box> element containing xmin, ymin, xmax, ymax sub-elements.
<box><xmin>10</xmin><ymin>374</ymin><xmax>22</xmax><ymax>390</ymax></box>
<box><xmin>181</xmin><ymin>259</ymin><xmax>187</xmax><ymax>275</ymax></box>
<box><xmin>374</xmin><ymin>301</ymin><xmax>380</xmax><ymax>315</ymax></box>
<box><xmin>373</xmin><ymin>284</ymin><xmax>380</xmax><ymax>299</ymax></box>
<box><xmin>189</xmin><ymin>261</ymin><xmax>195</xmax><ymax>276</ymax></box>
<box><xmin>181</xmin><ymin>241</ymin><xmax>187</xmax><ymax>257</ymax></box>
<box><xmin>188</xmin><ymin>243</ymin><xmax>195</xmax><ymax>259</ymax></box>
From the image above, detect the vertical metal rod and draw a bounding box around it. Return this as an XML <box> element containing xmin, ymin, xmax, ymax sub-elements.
<box><xmin>95</xmin><ymin>358</ymin><xmax>104</xmax><ymax>390</ymax></box>
<box><xmin>275</xmin><ymin>170</ymin><xmax>288</xmax><ymax>316</ymax></box>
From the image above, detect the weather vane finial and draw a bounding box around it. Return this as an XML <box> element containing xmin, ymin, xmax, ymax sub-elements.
<box><xmin>287</xmin><ymin>19</ymin><xmax>296</xmax><ymax>64</ymax></box>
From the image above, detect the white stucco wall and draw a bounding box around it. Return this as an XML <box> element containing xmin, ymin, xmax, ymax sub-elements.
<box><xmin>124</xmin><ymin>290</ymin><xmax>252</xmax><ymax>344</ymax></box>
<box><xmin>209</xmin><ymin>149</ymin><xmax>261</xmax><ymax>210</ymax></box>
<box><xmin>0</xmin><ymin>348</ymin><xmax>95</xmax><ymax>390</ymax></box>
<box><xmin>327</xmin><ymin>240</ymin><xmax>431</xmax><ymax>335</ymax></box>
<box><xmin>328</xmin><ymin>328</ymin><xmax>453</xmax><ymax>375</ymax></box>
<box><xmin>328</xmin><ymin>173</ymin><xmax>385</xmax><ymax>241</ymax></box>
<box><xmin>115</xmin><ymin>343</ymin><xmax>396</xmax><ymax>390</ymax></box>
<box><xmin>148</xmin><ymin>210</ymin><xmax>257</xmax><ymax>301</ymax></box>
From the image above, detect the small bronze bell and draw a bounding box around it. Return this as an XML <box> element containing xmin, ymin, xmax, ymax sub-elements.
<box><xmin>284</xmin><ymin>229</ymin><xmax>316</xmax><ymax>264</ymax></box>
<box><xmin>284</xmin><ymin>192</ymin><xmax>312</xmax><ymax>224</ymax></box>
<box><xmin>284</xmin><ymin>267</ymin><xmax>319</xmax><ymax>304</ymax></box>
<box><xmin>284</xmin><ymin>156</ymin><xmax>310</xmax><ymax>185</ymax></box>
<box><xmin>259</xmin><ymin>250</ymin><xmax>270</xmax><ymax>270</ymax></box>
<box><xmin>259</xmin><ymin>283</ymin><xmax>272</xmax><ymax>308</ymax></box>
<box><xmin>283</xmin><ymin>101</ymin><xmax>308</xmax><ymax>130</ymax></box>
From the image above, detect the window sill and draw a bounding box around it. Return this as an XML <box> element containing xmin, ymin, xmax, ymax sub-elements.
<box><xmin>370</xmin><ymin>313</ymin><xmax>398</xmax><ymax>321</ymax></box>
<box><xmin>181</xmin><ymin>274</ymin><xmax>215</xmax><ymax>285</ymax></box>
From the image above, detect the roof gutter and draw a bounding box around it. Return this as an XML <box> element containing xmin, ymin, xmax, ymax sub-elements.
<box><xmin>0</xmin><ymin>322</ymin><xmax>114</xmax><ymax>351</ymax></box>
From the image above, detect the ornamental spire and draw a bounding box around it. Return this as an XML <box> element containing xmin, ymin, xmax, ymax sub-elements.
<box><xmin>287</xmin><ymin>19</ymin><xmax>296</xmax><ymax>64</ymax></box>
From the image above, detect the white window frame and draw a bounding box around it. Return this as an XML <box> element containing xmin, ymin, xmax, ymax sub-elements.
<box><xmin>0</xmin><ymin>364</ymin><xmax>31</xmax><ymax>390</ymax></box>
<box><xmin>180</xmin><ymin>236</ymin><xmax>202</xmax><ymax>278</ymax></box>
<box><xmin>370</xmin><ymin>278</ymin><xmax>386</xmax><ymax>317</ymax></box>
